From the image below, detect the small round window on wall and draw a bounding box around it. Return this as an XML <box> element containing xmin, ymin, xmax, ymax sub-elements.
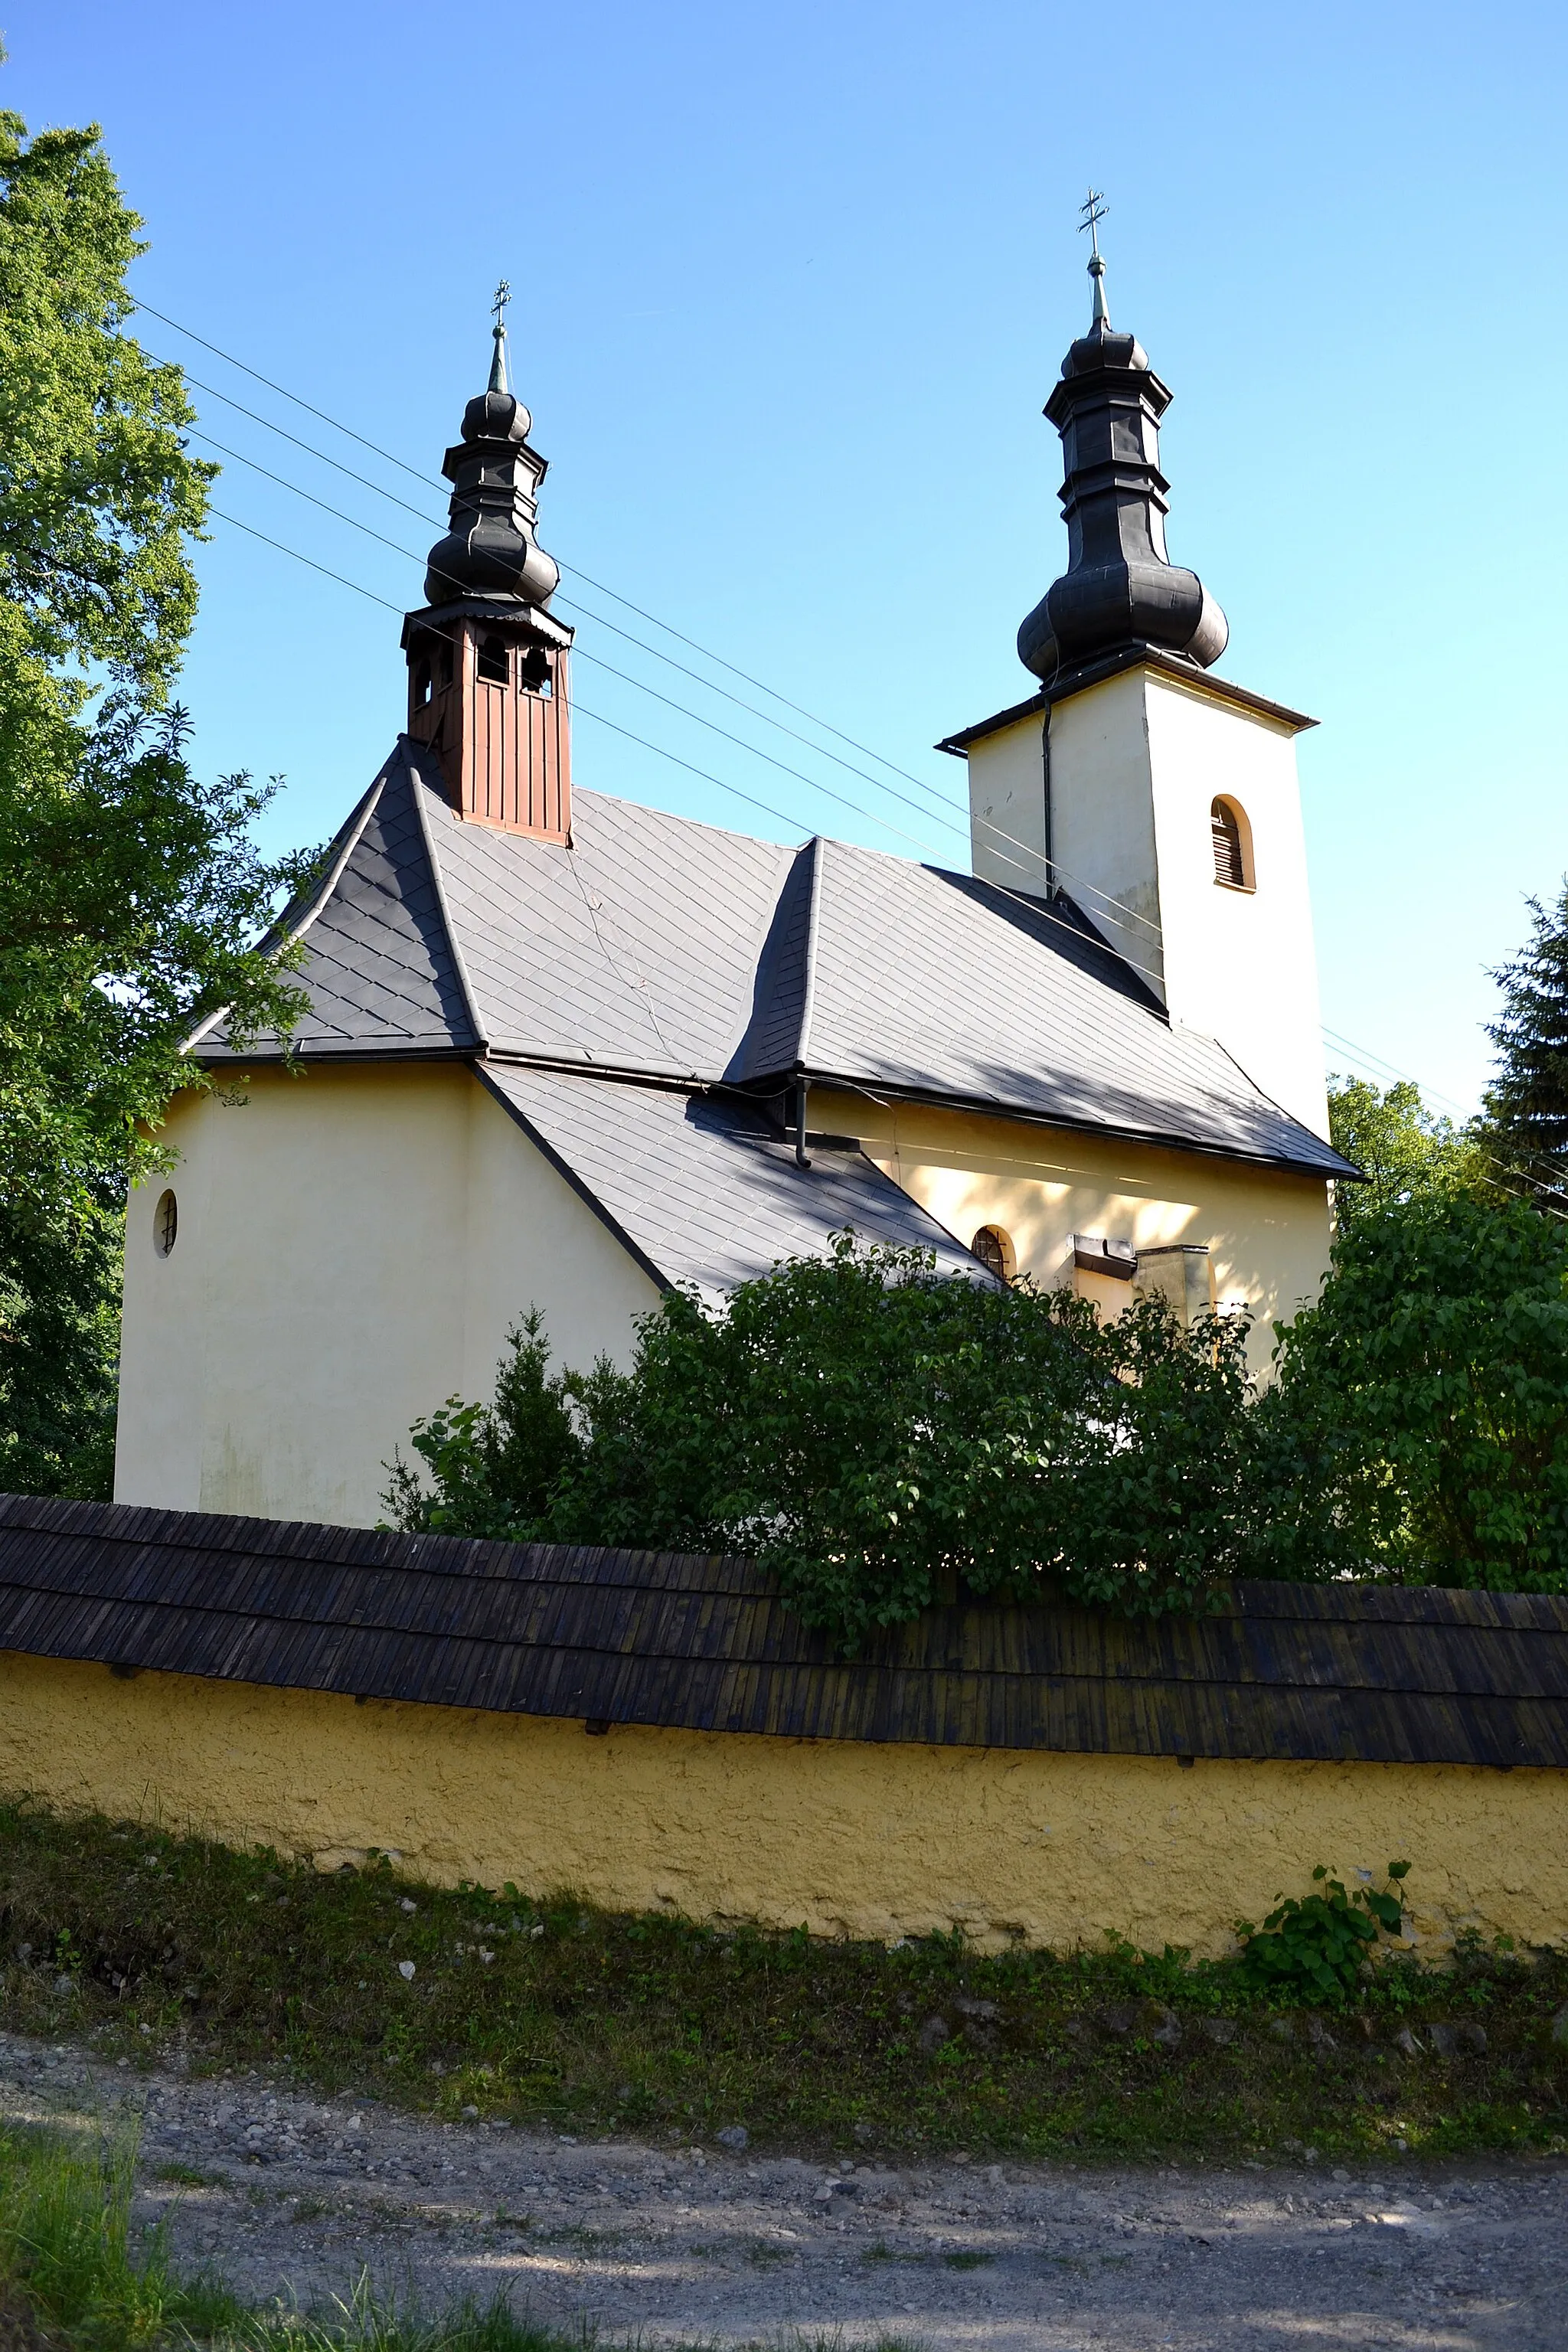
<box><xmin>1210</xmin><ymin>796</ymin><xmax>1254</xmax><ymax>890</ymax></box>
<box><xmin>971</xmin><ymin>1224</ymin><xmax>1016</xmax><ymax>1283</ymax></box>
<box><xmin>153</xmin><ymin>1189</ymin><xmax>178</xmax><ymax>1258</ymax></box>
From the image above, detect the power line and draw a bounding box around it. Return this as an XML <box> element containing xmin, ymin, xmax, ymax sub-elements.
<box><xmin>196</xmin><ymin>443</ymin><xmax>944</xmax><ymax>861</ymax></box>
<box><xmin>203</xmin><ymin>501</ymin><xmax>1171</xmax><ymax>991</ymax></box>
<box><xmin>144</xmin><ymin>302</ymin><xmax>1168</xmax><ymax>949</ymax></box>
<box><xmin>1323</xmin><ymin>1022</ymin><xmax>1568</xmax><ymax>1211</ymax></box>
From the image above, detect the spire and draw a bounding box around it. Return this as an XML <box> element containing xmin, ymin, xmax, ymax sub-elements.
<box><xmin>488</xmin><ymin>278</ymin><xmax>511</xmax><ymax>395</ymax></box>
<box><xmin>420</xmin><ymin>294</ymin><xmax>559</xmax><ymax>610</ymax></box>
<box><xmin>402</xmin><ymin>297</ymin><xmax>574</xmax><ymax>844</ymax></box>
<box><xmin>1015</xmin><ymin>198</ymin><xmax>1227</xmax><ymax>687</ymax></box>
<box><xmin>1080</xmin><ymin>188</ymin><xmax>1111</xmax><ymax>330</ymax></box>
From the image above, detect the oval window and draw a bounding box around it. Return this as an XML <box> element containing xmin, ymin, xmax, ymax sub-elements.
<box><xmin>153</xmin><ymin>1189</ymin><xmax>178</xmax><ymax>1258</ymax></box>
<box><xmin>971</xmin><ymin>1224</ymin><xmax>1016</xmax><ymax>1282</ymax></box>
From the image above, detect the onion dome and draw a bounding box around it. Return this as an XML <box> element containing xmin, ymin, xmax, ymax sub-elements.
<box><xmin>1017</xmin><ymin>244</ymin><xmax>1227</xmax><ymax>685</ymax></box>
<box><xmin>423</xmin><ymin>302</ymin><xmax>560</xmax><ymax>610</ymax></box>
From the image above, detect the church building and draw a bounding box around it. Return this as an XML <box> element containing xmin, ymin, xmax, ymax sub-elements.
<box><xmin>114</xmin><ymin>247</ymin><xmax>1351</xmax><ymax>1530</ymax></box>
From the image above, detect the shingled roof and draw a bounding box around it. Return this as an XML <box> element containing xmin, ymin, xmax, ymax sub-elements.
<box><xmin>194</xmin><ymin>737</ymin><xmax>1351</xmax><ymax>1182</ymax></box>
<box><xmin>2</xmin><ymin>1492</ymin><xmax>1563</xmax><ymax>1769</ymax></box>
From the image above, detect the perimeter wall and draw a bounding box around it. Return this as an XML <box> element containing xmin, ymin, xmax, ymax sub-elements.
<box><xmin>0</xmin><ymin>1650</ymin><xmax>1560</xmax><ymax>1958</ymax></box>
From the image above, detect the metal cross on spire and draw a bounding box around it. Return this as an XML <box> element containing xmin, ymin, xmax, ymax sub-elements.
<box><xmin>488</xmin><ymin>278</ymin><xmax>512</xmax><ymax>394</ymax></box>
<box><xmin>1077</xmin><ymin>188</ymin><xmax>1108</xmax><ymax>256</ymax></box>
<box><xmin>1077</xmin><ymin>189</ymin><xmax>1111</xmax><ymax>328</ymax></box>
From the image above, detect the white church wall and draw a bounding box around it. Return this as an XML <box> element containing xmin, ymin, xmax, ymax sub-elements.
<box><xmin>1140</xmin><ymin>671</ymin><xmax>1328</xmax><ymax>1140</ymax></box>
<box><xmin>968</xmin><ymin>662</ymin><xmax>1329</xmax><ymax>1142</ymax></box>
<box><xmin>114</xmin><ymin>1063</ymin><xmax>660</xmax><ymax>1530</ymax></box>
<box><xmin>965</xmin><ymin>708</ymin><xmax>1051</xmax><ymax>895</ymax></box>
<box><xmin>1039</xmin><ymin>668</ymin><xmax>1167</xmax><ymax>976</ymax></box>
<box><xmin>828</xmin><ymin>1087</ymin><xmax>1332</xmax><ymax>1379</ymax></box>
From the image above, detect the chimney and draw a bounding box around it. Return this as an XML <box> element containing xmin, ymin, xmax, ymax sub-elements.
<box><xmin>401</xmin><ymin>287</ymin><xmax>573</xmax><ymax>841</ymax></box>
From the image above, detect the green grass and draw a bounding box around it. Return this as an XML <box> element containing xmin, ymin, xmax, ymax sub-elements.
<box><xmin>0</xmin><ymin>1797</ymin><xmax>1565</xmax><ymax>2164</ymax></box>
<box><xmin>0</xmin><ymin>2118</ymin><xmax>747</xmax><ymax>2352</ymax></box>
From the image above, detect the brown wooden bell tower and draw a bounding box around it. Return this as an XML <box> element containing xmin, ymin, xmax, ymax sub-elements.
<box><xmin>404</xmin><ymin>603</ymin><xmax>572</xmax><ymax>841</ymax></box>
<box><xmin>402</xmin><ymin>289</ymin><xmax>574</xmax><ymax>843</ymax></box>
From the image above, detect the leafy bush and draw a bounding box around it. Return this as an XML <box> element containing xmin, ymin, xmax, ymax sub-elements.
<box><xmin>387</xmin><ymin>1236</ymin><xmax>1276</xmax><ymax>1648</ymax></box>
<box><xmin>1235</xmin><ymin>1863</ymin><xmax>1411</xmax><ymax>2007</ymax></box>
<box><xmin>1267</xmin><ymin>1192</ymin><xmax>1568</xmax><ymax>1589</ymax></box>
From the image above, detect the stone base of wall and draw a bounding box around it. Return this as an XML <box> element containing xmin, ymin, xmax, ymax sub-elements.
<box><xmin>1</xmin><ymin>1651</ymin><xmax>1561</xmax><ymax>1956</ymax></box>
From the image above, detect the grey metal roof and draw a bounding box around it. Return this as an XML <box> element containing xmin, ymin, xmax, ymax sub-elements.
<box><xmin>478</xmin><ymin>1065</ymin><xmax>982</xmax><ymax>1302</ymax></box>
<box><xmin>200</xmin><ymin>734</ymin><xmax>1351</xmax><ymax>1180</ymax></box>
<box><xmin>198</xmin><ymin>747</ymin><xmax>479</xmax><ymax>1060</ymax></box>
<box><xmin>3</xmin><ymin>1491</ymin><xmax>1565</xmax><ymax>1768</ymax></box>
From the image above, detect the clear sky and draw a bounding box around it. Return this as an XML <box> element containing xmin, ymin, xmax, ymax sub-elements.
<box><xmin>7</xmin><ymin>0</ymin><xmax>1566</xmax><ymax>1116</ymax></box>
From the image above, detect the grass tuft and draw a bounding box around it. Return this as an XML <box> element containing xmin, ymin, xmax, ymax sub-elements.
<box><xmin>0</xmin><ymin>1798</ymin><xmax>1564</xmax><ymax>2162</ymax></box>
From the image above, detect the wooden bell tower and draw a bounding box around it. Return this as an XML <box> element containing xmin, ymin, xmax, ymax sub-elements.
<box><xmin>402</xmin><ymin>286</ymin><xmax>574</xmax><ymax>843</ymax></box>
<box><xmin>404</xmin><ymin>603</ymin><xmax>572</xmax><ymax>841</ymax></box>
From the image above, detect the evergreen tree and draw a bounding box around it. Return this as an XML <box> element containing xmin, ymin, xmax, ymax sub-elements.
<box><xmin>1485</xmin><ymin>880</ymin><xmax>1568</xmax><ymax>1178</ymax></box>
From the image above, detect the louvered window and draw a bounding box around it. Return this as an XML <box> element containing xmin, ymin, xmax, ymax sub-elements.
<box><xmin>1211</xmin><ymin>798</ymin><xmax>1248</xmax><ymax>888</ymax></box>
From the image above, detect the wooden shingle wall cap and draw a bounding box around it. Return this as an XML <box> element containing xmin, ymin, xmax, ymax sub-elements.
<box><xmin>0</xmin><ymin>1492</ymin><xmax>1565</xmax><ymax>1770</ymax></box>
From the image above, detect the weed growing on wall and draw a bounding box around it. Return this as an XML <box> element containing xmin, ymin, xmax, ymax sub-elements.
<box><xmin>1</xmin><ymin>1804</ymin><xmax>1564</xmax><ymax>2165</ymax></box>
<box><xmin>1236</xmin><ymin>1865</ymin><xmax>1412</xmax><ymax>2005</ymax></box>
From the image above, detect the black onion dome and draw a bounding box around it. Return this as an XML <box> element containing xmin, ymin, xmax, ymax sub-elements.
<box><xmin>423</xmin><ymin>325</ymin><xmax>560</xmax><ymax>609</ymax></box>
<box><xmin>1018</xmin><ymin>256</ymin><xmax>1227</xmax><ymax>685</ymax></box>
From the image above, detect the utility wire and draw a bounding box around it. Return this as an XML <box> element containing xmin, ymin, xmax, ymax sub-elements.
<box><xmin>203</xmin><ymin>501</ymin><xmax>1171</xmax><ymax>992</ymax></box>
<box><xmin>148</xmin><ymin>304</ymin><xmax>1167</xmax><ymax>949</ymax></box>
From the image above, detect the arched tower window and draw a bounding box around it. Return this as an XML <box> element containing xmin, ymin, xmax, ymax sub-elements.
<box><xmin>971</xmin><ymin>1224</ymin><xmax>1016</xmax><ymax>1282</ymax></box>
<box><xmin>1210</xmin><ymin>797</ymin><xmax>1254</xmax><ymax>891</ymax></box>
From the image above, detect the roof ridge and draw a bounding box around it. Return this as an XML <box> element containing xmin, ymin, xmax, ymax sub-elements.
<box><xmin>796</xmin><ymin>835</ymin><xmax>825</xmax><ymax>1071</ymax></box>
<box><xmin>181</xmin><ymin>751</ymin><xmax>397</xmax><ymax>1057</ymax></box>
<box><xmin>403</xmin><ymin>740</ymin><xmax>488</xmax><ymax>1052</ymax></box>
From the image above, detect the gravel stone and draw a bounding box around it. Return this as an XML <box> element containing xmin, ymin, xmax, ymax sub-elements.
<box><xmin>3</xmin><ymin>2025</ymin><xmax>1565</xmax><ymax>2348</ymax></box>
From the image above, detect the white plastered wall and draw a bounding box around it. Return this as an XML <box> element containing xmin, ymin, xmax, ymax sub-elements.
<box><xmin>114</xmin><ymin>1063</ymin><xmax>661</xmax><ymax>1529</ymax></box>
<box><xmin>818</xmin><ymin>1088</ymin><xmax>1331</xmax><ymax>1380</ymax></box>
<box><xmin>965</xmin><ymin>664</ymin><xmax>1329</xmax><ymax>1141</ymax></box>
<box><xmin>965</xmin><ymin>708</ymin><xmax>1051</xmax><ymax>895</ymax></box>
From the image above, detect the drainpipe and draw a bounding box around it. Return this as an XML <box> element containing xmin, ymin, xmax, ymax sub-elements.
<box><xmin>794</xmin><ymin>1077</ymin><xmax>812</xmax><ymax>1168</ymax></box>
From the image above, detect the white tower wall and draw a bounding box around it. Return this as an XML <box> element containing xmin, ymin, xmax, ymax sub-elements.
<box><xmin>965</xmin><ymin>661</ymin><xmax>1328</xmax><ymax>1141</ymax></box>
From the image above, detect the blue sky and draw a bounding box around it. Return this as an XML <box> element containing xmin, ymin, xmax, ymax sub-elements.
<box><xmin>8</xmin><ymin>0</ymin><xmax>1566</xmax><ymax>1115</ymax></box>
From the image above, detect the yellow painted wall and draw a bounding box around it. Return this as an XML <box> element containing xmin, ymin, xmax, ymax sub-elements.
<box><xmin>818</xmin><ymin>1089</ymin><xmax>1331</xmax><ymax>1375</ymax></box>
<box><xmin>114</xmin><ymin>1063</ymin><xmax>662</xmax><ymax>1528</ymax></box>
<box><xmin>2</xmin><ymin>1651</ymin><xmax>1559</xmax><ymax>1957</ymax></box>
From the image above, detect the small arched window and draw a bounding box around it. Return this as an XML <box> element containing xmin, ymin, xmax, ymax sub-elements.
<box><xmin>154</xmin><ymin>1190</ymin><xmax>178</xmax><ymax>1258</ymax></box>
<box><xmin>971</xmin><ymin>1224</ymin><xmax>1016</xmax><ymax>1283</ymax></box>
<box><xmin>477</xmin><ymin>633</ymin><xmax>510</xmax><ymax>684</ymax></box>
<box><xmin>1210</xmin><ymin>797</ymin><xmax>1253</xmax><ymax>890</ymax></box>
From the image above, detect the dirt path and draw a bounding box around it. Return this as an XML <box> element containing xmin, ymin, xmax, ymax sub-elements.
<box><xmin>2</xmin><ymin>2029</ymin><xmax>1564</xmax><ymax>2350</ymax></box>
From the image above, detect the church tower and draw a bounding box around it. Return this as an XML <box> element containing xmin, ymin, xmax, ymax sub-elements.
<box><xmin>941</xmin><ymin>215</ymin><xmax>1328</xmax><ymax>1141</ymax></box>
<box><xmin>402</xmin><ymin>289</ymin><xmax>573</xmax><ymax>841</ymax></box>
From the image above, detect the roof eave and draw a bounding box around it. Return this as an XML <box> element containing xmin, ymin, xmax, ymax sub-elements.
<box><xmin>938</xmin><ymin>646</ymin><xmax>1318</xmax><ymax>755</ymax></box>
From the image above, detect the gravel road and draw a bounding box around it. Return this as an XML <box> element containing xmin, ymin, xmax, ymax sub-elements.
<box><xmin>2</xmin><ymin>2030</ymin><xmax>1564</xmax><ymax>2349</ymax></box>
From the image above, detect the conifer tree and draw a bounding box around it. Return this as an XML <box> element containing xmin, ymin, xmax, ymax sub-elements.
<box><xmin>1485</xmin><ymin>881</ymin><xmax>1568</xmax><ymax>1178</ymax></box>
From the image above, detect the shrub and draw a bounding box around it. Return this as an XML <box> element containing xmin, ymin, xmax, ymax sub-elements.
<box><xmin>387</xmin><ymin>1236</ymin><xmax>1276</xmax><ymax>1649</ymax></box>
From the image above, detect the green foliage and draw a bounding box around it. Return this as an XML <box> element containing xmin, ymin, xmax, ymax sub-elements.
<box><xmin>0</xmin><ymin>2117</ymin><xmax>188</xmax><ymax>2348</ymax></box>
<box><xmin>383</xmin><ymin>1311</ymin><xmax>583</xmax><ymax>1541</ymax></box>
<box><xmin>1235</xmin><ymin>1864</ymin><xmax>1411</xmax><ymax>2007</ymax></box>
<box><xmin>0</xmin><ymin>2114</ymin><xmax>612</xmax><ymax>2352</ymax></box>
<box><xmin>387</xmin><ymin>1236</ymin><xmax>1273</xmax><ymax>1648</ymax></box>
<box><xmin>0</xmin><ymin>104</ymin><xmax>311</xmax><ymax>1497</ymax></box>
<box><xmin>1326</xmin><ymin>1076</ymin><xmax>1491</xmax><ymax>1233</ymax></box>
<box><xmin>1486</xmin><ymin>878</ymin><xmax>1568</xmax><ymax>1176</ymax></box>
<box><xmin>1269</xmin><ymin>1190</ymin><xmax>1568</xmax><ymax>1589</ymax></box>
